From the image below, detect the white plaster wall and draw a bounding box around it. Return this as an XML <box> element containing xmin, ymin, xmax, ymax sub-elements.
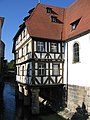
<box><xmin>64</xmin><ymin>33</ymin><xmax>90</xmax><ymax>87</ymax></box>
<box><xmin>16</xmin><ymin>28</ymin><xmax>30</xmax><ymax>50</ymax></box>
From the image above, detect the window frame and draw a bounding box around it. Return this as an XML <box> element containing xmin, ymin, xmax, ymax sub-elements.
<box><xmin>26</xmin><ymin>43</ymin><xmax>29</xmax><ymax>54</ymax></box>
<box><xmin>17</xmin><ymin>66</ymin><xmax>20</xmax><ymax>75</ymax></box>
<box><xmin>23</xmin><ymin>29</ymin><xmax>25</xmax><ymax>38</ymax></box>
<box><xmin>73</xmin><ymin>42</ymin><xmax>80</xmax><ymax>63</ymax></box>
<box><xmin>22</xmin><ymin>66</ymin><xmax>24</xmax><ymax>76</ymax></box>
<box><xmin>71</xmin><ymin>18</ymin><xmax>81</xmax><ymax>31</ymax></box>
<box><xmin>52</xmin><ymin>63</ymin><xmax>60</xmax><ymax>76</ymax></box>
<box><xmin>46</xmin><ymin>7</ymin><xmax>52</xmax><ymax>14</ymax></box>
<box><xmin>22</xmin><ymin>47</ymin><xmax>24</xmax><ymax>57</ymax></box>
<box><xmin>36</xmin><ymin>41</ymin><xmax>45</xmax><ymax>52</ymax></box>
<box><xmin>50</xmin><ymin>42</ymin><xmax>58</xmax><ymax>53</ymax></box>
<box><xmin>72</xmin><ymin>23</ymin><xmax>76</xmax><ymax>30</ymax></box>
<box><xmin>38</xmin><ymin>63</ymin><xmax>46</xmax><ymax>76</ymax></box>
<box><xmin>19</xmin><ymin>33</ymin><xmax>22</xmax><ymax>41</ymax></box>
<box><xmin>51</xmin><ymin>16</ymin><xmax>57</xmax><ymax>23</ymax></box>
<box><xmin>16</xmin><ymin>51</ymin><xmax>19</xmax><ymax>59</ymax></box>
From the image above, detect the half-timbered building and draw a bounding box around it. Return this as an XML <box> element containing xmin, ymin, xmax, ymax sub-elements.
<box><xmin>12</xmin><ymin>4</ymin><xmax>65</xmax><ymax>87</ymax></box>
<box><xmin>12</xmin><ymin>0</ymin><xmax>90</xmax><ymax>114</ymax></box>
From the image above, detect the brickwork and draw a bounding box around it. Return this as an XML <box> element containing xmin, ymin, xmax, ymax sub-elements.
<box><xmin>67</xmin><ymin>85</ymin><xmax>90</xmax><ymax>112</ymax></box>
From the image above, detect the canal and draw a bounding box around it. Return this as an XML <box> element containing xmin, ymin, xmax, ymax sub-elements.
<box><xmin>0</xmin><ymin>81</ymin><xmax>64</xmax><ymax>120</ymax></box>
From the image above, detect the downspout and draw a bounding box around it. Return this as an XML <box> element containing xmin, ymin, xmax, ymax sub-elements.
<box><xmin>66</xmin><ymin>42</ymin><xmax>68</xmax><ymax>105</ymax></box>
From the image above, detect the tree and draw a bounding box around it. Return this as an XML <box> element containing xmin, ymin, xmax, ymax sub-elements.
<box><xmin>7</xmin><ymin>60</ymin><xmax>15</xmax><ymax>70</ymax></box>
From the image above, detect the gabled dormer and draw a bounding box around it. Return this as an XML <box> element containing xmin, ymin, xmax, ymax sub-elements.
<box><xmin>46</xmin><ymin>7</ymin><xmax>52</xmax><ymax>14</ymax></box>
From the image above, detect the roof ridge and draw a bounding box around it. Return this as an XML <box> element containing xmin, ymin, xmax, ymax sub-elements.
<box><xmin>39</xmin><ymin>3</ymin><xmax>64</xmax><ymax>9</ymax></box>
<box><xmin>67</xmin><ymin>0</ymin><xmax>78</xmax><ymax>8</ymax></box>
<box><xmin>25</xmin><ymin>3</ymin><xmax>40</xmax><ymax>23</ymax></box>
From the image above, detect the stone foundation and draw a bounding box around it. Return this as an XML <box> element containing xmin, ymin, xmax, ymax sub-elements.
<box><xmin>31</xmin><ymin>88</ymin><xmax>40</xmax><ymax>114</ymax></box>
<box><xmin>23</xmin><ymin>86</ymin><xmax>30</xmax><ymax>106</ymax></box>
<box><xmin>67</xmin><ymin>84</ymin><xmax>90</xmax><ymax>112</ymax></box>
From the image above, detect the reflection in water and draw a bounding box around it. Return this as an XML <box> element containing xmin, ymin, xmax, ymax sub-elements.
<box><xmin>3</xmin><ymin>83</ymin><xmax>16</xmax><ymax>120</ymax></box>
<box><xmin>0</xmin><ymin>82</ymin><xmax>47</xmax><ymax>120</ymax></box>
<box><xmin>0</xmin><ymin>82</ymin><xmax>64</xmax><ymax>120</ymax></box>
<box><xmin>0</xmin><ymin>82</ymin><xmax>34</xmax><ymax>120</ymax></box>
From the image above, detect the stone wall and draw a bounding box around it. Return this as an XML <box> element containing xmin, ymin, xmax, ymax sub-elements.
<box><xmin>67</xmin><ymin>85</ymin><xmax>90</xmax><ymax>112</ymax></box>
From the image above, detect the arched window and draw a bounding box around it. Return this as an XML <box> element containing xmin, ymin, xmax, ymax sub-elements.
<box><xmin>73</xmin><ymin>43</ymin><xmax>79</xmax><ymax>63</ymax></box>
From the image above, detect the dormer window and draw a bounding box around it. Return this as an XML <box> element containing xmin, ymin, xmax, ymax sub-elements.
<box><xmin>72</xmin><ymin>23</ymin><xmax>76</xmax><ymax>30</ymax></box>
<box><xmin>51</xmin><ymin>16</ymin><xmax>57</xmax><ymax>23</ymax></box>
<box><xmin>71</xmin><ymin>18</ymin><xmax>81</xmax><ymax>31</ymax></box>
<box><xmin>46</xmin><ymin>7</ymin><xmax>52</xmax><ymax>14</ymax></box>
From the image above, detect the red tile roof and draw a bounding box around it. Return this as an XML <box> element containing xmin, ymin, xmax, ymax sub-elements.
<box><xmin>63</xmin><ymin>0</ymin><xmax>90</xmax><ymax>40</ymax></box>
<box><xmin>25</xmin><ymin>4</ymin><xmax>65</xmax><ymax>41</ymax></box>
<box><xmin>15</xmin><ymin>0</ymin><xmax>90</xmax><ymax>42</ymax></box>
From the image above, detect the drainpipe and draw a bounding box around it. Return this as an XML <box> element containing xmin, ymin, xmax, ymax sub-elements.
<box><xmin>66</xmin><ymin>42</ymin><xmax>68</xmax><ymax>105</ymax></box>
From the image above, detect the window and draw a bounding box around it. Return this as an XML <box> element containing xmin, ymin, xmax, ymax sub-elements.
<box><xmin>50</xmin><ymin>42</ymin><xmax>57</xmax><ymax>52</ymax></box>
<box><xmin>52</xmin><ymin>63</ymin><xmax>59</xmax><ymax>75</ymax></box>
<box><xmin>38</xmin><ymin>63</ymin><xmax>46</xmax><ymax>76</ymax></box>
<box><xmin>22</xmin><ymin>66</ymin><xmax>24</xmax><ymax>76</ymax></box>
<box><xmin>18</xmin><ymin>66</ymin><xmax>20</xmax><ymax>75</ymax></box>
<box><xmin>71</xmin><ymin>18</ymin><xmax>81</xmax><ymax>31</ymax></box>
<box><xmin>37</xmin><ymin>41</ymin><xmax>45</xmax><ymax>52</ymax></box>
<box><xmin>72</xmin><ymin>23</ymin><xmax>76</xmax><ymax>30</ymax></box>
<box><xmin>20</xmin><ymin>34</ymin><xmax>22</xmax><ymax>41</ymax></box>
<box><xmin>22</xmin><ymin>48</ymin><xmax>24</xmax><ymax>57</ymax></box>
<box><xmin>16</xmin><ymin>51</ymin><xmax>19</xmax><ymax>59</ymax></box>
<box><xmin>73</xmin><ymin>43</ymin><xmax>79</xmax><ymax>63</ymax></box>
<box><xmin>51</xmin><ymin>16</ymin><xmax>57</xmax><ymax>23</ymax></box>
<box><xmin>26</xmin><ymin>43</ymin><xmax>29</xmax><ymax>54</ymax></box>
<box><xmin>27</xmin><ymin>63</ymin><xmax>32</xmax><ymax>77</ymax></box>
<box><xmin>27</xmin><ymin>64</ymin><xmax>30</xmax><ymax>77</ymax></box>
<box><xmin>46</xmin><ymin>7</ymin><xmax>52</xmax><ymax>14</ymax></box>
<box><xmin>23</xmin><ymin>29</ymin><xmax>25</xmax><ymax>38</ymax></box>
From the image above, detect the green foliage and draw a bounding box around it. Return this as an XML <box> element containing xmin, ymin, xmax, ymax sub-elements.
<box><xmin>8</xmin><ymin>60</ymin><xmax>15</xmax><ymax>70</ymax></box>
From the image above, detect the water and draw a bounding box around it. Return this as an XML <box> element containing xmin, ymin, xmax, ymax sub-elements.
<box><xmin>0</xmin><ymin>81</ymin><xmax>64</xmax><ymax>120</ymax></box>
<box><xmin>0</xmin><ymin>82</ymin><xmax>15</xmax><ymax>120</ymax></box>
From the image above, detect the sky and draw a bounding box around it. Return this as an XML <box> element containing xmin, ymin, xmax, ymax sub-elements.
<box><xmin>0</xmin><ymin>0</ymin><xmax>76</xmax><ymax>62</ymax></box>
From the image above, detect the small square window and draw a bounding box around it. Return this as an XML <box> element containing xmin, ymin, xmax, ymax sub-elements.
<box><xmin>50</xmin><ymin>42</ymin><xmax>58</xmax><ymax>52</ymax></box>
<box><xmin>46</xmin><ymin>7</ymin><xmax>52</xmax><ymax>14</ymax></box>
<box><xmin>51</xmin><ymin>16</ymin><xmax>57</xmax><ymax>23</ymax></box>
<box><xmin>36</xmin><ymin>41</ymin><xmax>45</xmax><ymax>52</ymax></box>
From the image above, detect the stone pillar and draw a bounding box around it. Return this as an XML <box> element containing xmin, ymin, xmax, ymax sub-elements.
<box><xmin>18</xmin><ymin>84</ymin><xmax>24</xmax><ymax>100</ymax></box>
<box><xmin>31</xmin><ymin>88</ymin><xmax>40</xmax><ymax>114</ymax></box>
<box><xmin>23</xmin><ymin>85</ymin><xmax>30</xmax><ymax>106</ymax></box>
